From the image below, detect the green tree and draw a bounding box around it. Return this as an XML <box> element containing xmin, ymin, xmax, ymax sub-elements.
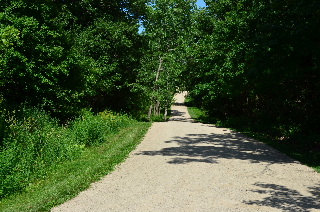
<box><xmin>0</xmin><ymin>0</ymin><xmax>147</xmax><ymax>119</ymax></box>
<box><xmin>138</xmin><ymin>0</ymin><xmax>197</xmax><ymax>120</ymax></box>
<box><xmin>187</xmin><ymin>0</ymin><xmax>320</xmax><ymax>138</ymax></box>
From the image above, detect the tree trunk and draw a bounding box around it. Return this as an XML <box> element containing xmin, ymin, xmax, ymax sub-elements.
<box><xmin>148</xmin><ymin>57</ymin><xmax>164</xmax><ymax>121</ymax></box>
<box><xmin>164</xmin><ymin>107</ymin><xmax>168</xmax><ymax>121</ymax></box>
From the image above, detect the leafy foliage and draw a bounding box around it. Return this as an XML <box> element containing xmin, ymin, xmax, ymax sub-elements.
<box><xmin>0</xmin><ymin>108</ymin><xmax>81</xmax><ymax>198</ymax></box>
<box><xmin>0</xmin><ymin>0</ymin><xmax>147</xmax><ymax>119</ymax></box>
<box><xmin>0</xmin><ymin>107</ymin><xmax>134</xmax><ymax>198</ymax></box>
<box><xmin>138</xmin><ymin>0</ymin><xmax>197</xmax><ymax>120</ymax></box>
<box><xmin>0</xmin><ymin>0</ymin><xmax>148</xmax><ymax>198</ymax></box>
<box><xmin>186</xmin><ymin>0</ymin><xmax>320</xmax><ymax>142</ymax></box>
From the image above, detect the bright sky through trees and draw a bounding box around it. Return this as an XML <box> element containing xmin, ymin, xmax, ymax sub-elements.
<box><xmin>196</xmin><ymin>0</ymin><xmax>206</xmax><ymax>7</ymax></box>
<box><xmin>138</xmin><ymin>0</ymin><xmax>206</xmax><ymax>33</ymax></box>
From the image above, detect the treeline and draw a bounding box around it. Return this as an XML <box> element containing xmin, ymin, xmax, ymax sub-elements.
<box><xmin>186</xmin><ymin>0</ymin><xmax>320</xmax><ymax>145</ymax></box>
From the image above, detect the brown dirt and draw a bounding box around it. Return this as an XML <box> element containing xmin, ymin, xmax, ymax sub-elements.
<box><xmin>52</xmin><ymin>92</ymin><xmax>320</xmax><ymax>212</ymax></box>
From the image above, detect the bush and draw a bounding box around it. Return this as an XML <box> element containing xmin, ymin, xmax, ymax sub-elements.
<box><xmin>70</xmin><ymin>110</ymin><xmax>133</xmax><ymax>147</ymax></box>
<box><xmin>0</xmin><ymin>108</ymin><xmax>133</xmax><ymax>198</ymax></box>
<box><xmin>0</xmin><ymin>108</ymin><xmax>83</xmax><ymax>198</ymax></box>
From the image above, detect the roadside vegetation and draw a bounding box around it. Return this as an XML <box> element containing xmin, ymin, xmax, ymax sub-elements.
<box><xmin>0</xmin><ymin>111</ymin><xmax>150</xmax><ymax>211</ymax></box>
<box><xmin>186</xmin><ymin>97</ymin><xmax>320</xmax><ymax>173</ymax></box>
<box><xmin>184</xmin><ymin>0</ymin><xmax>320</xmax><ymax>174</ymax></box>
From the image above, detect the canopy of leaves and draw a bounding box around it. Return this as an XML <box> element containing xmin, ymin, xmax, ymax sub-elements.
<box><xmin>186</xmin><ymin>0</ymin><xmax>320</xmax><ymax>139</ymax></box>
<box><xmin>0</xmin><ymin>0</ymin><xmax>147</xmax><ymax>119</ymax></box>
<box><xmin>1</xmin><ymin>0</ymin><xmax>319</xmax><ymax>138</ymax></box>
<box><xmin>136</xmin><ymin>0</ymin><xmax>197</xmax><ymax>119</ymax></box>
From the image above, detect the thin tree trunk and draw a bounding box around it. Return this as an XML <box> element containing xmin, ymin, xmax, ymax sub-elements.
<box><xmin>164</xmin><ymin>107</ymin><xmax>167</xmax><ymax>121</ymax></box>
<box><xmin>148</xmin><ymin>57</ymin><xmax>164</xmax><ymax>121</ymax></box>
<box><xmin>156</xmin><ymin>100</ymin><xmax>160</xmax><ymax>116</ymax></box>
<box><xmin>148</xmin><ymin>104</ymin><xmax>153</xmax><ymax>120</ymax></box>
<box><xmin>155</xmin><ymin>57</ymin><xmax>163</xmax><ymax>82</ymax></box>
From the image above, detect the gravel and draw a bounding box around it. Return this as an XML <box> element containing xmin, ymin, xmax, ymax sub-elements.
<box><xmin>52</xmin><ymin>92</ymin><xmax>320</xmax><ymax>212</ymax></box>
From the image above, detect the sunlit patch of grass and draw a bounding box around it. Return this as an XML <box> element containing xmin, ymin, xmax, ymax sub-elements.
<box><xmin>187</xmin><ymin>106</ymin><xmax>219</xmax><ymax>124</ymax></box>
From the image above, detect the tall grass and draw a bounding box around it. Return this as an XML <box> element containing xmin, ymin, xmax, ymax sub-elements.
<box><xmin>0</xmin><ymin>121</ymin><xmax>150</xmax><ymax>212</ymax></box>
<box><xmin>0</xmin><ymin>107</ymin><xmax>135</xmax><ymax>199</ymax></box>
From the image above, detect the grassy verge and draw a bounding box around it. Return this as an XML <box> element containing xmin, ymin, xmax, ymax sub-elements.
<box><xmin>0</xmin><ymin>121</ymin><xmax>151</xmax><ymax>212</ymax></box>
<box><xmin>187</xmin><ymin>106</ymin><xmax>320</xmax><ymax>173</ymax></box>
<box><xmin>186</xmin><ymin>106</ymin><xmax>212</xmax><ymax>123</ymax></box>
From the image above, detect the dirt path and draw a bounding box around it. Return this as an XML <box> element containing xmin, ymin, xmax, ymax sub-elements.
<box><xmin>52</xmin><ymin>92</ymin><xmax>320</xmax><ymax>212</ymax></box>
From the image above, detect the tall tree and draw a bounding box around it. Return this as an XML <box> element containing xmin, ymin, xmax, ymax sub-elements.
<box><xmin>138</xmin><ymin>0</ymin><xmax>197</xmax><ymax>120</ymax></box>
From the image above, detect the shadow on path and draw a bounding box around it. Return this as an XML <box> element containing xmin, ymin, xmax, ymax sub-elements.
<box><xmin>244</xmin><ymin>183</ymin><xmax>320</xmax><ymax>212</ymax></box>
<box><xmin>137</xmin><ymin>131</ymin><xmax>320</xmax><ymax>211</ymax></box>
<box><xmin>169</xmin><ymin>109</ymin><xmax>194</xmax><ymax>122</ymax></box>
<box><xmin>173</xmin><ymin>102</ymin><xmax>185</xmax><ymax>106</ymax></box>
<box><xmin>170</xmin><ymin>109</ymin><xmax>186</xmax><ymax>117</ymax></box>
<box><xmin>137</xmin><ymin>132</ymin><xmax>296</xmax><ymax>165</ymax></box>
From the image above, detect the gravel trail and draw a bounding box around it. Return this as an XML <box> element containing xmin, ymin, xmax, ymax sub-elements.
<box><xmin>52</xmin><ymin>92</ymin><xmax>320</xmax><ymax>212</ymax></box>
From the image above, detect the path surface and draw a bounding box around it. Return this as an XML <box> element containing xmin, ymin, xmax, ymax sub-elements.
<box><xmin>52</xmin><ymin>92</ymin><xmax>320</xmax><ymax>212</ymax></box>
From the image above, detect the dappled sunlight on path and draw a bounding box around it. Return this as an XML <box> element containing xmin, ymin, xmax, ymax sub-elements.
<box><xmin>138</xmin><ymin>132</ymin><xmax>296</xmax><ymax>165</ymax></box>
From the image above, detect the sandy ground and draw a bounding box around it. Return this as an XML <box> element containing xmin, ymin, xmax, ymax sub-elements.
<box><xmin>52</xmin><ymin>92</ymin><xmax>320</xmax><ymax>212</ymax></box>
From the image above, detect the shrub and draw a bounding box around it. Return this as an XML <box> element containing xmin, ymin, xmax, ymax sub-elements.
<box><xmin>70</xmin><ymin>110</ymin><xmax>133</xmax><ymax>147</ymax></box>
<box><xmin>0</xmin><ymin>108</ymin><xmax>83</xmax><ymax>198</ymax></box>
<box><xmin>0</xmin><ymin>108</ymin><xmax>134</xmax><ymax>198</ymax></box>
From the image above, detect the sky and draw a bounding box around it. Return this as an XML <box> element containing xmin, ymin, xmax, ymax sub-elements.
<box><xmin>196</xmin><ymin>0</ymin><xmax>206</xmax><ymax>8</ymax></box>
<box><xmin>138</xmin><ymin>0</ymin><xmax>207</xmax><ymax>33</ymax></box>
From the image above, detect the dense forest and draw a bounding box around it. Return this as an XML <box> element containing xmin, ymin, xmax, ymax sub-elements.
<box><xmin>0</xmin><ymin>0</ymin><xmax>319</xmax><ymax>199</ymax></box>
<box><xmin>185</xmin><ymin>0</ymin><xmax>320</xmax><ymax>146</ymax></box>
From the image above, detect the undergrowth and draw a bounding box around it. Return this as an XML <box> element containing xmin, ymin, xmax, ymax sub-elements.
<box><xmin>0</xmin><ymin>121</ymin><xmax>150</xmax><ymax>212</ymax></box>
<box><xmin>0</xmin><ymin>107</ymin><xmax>135</xmax><ymax>199</ymax></box>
